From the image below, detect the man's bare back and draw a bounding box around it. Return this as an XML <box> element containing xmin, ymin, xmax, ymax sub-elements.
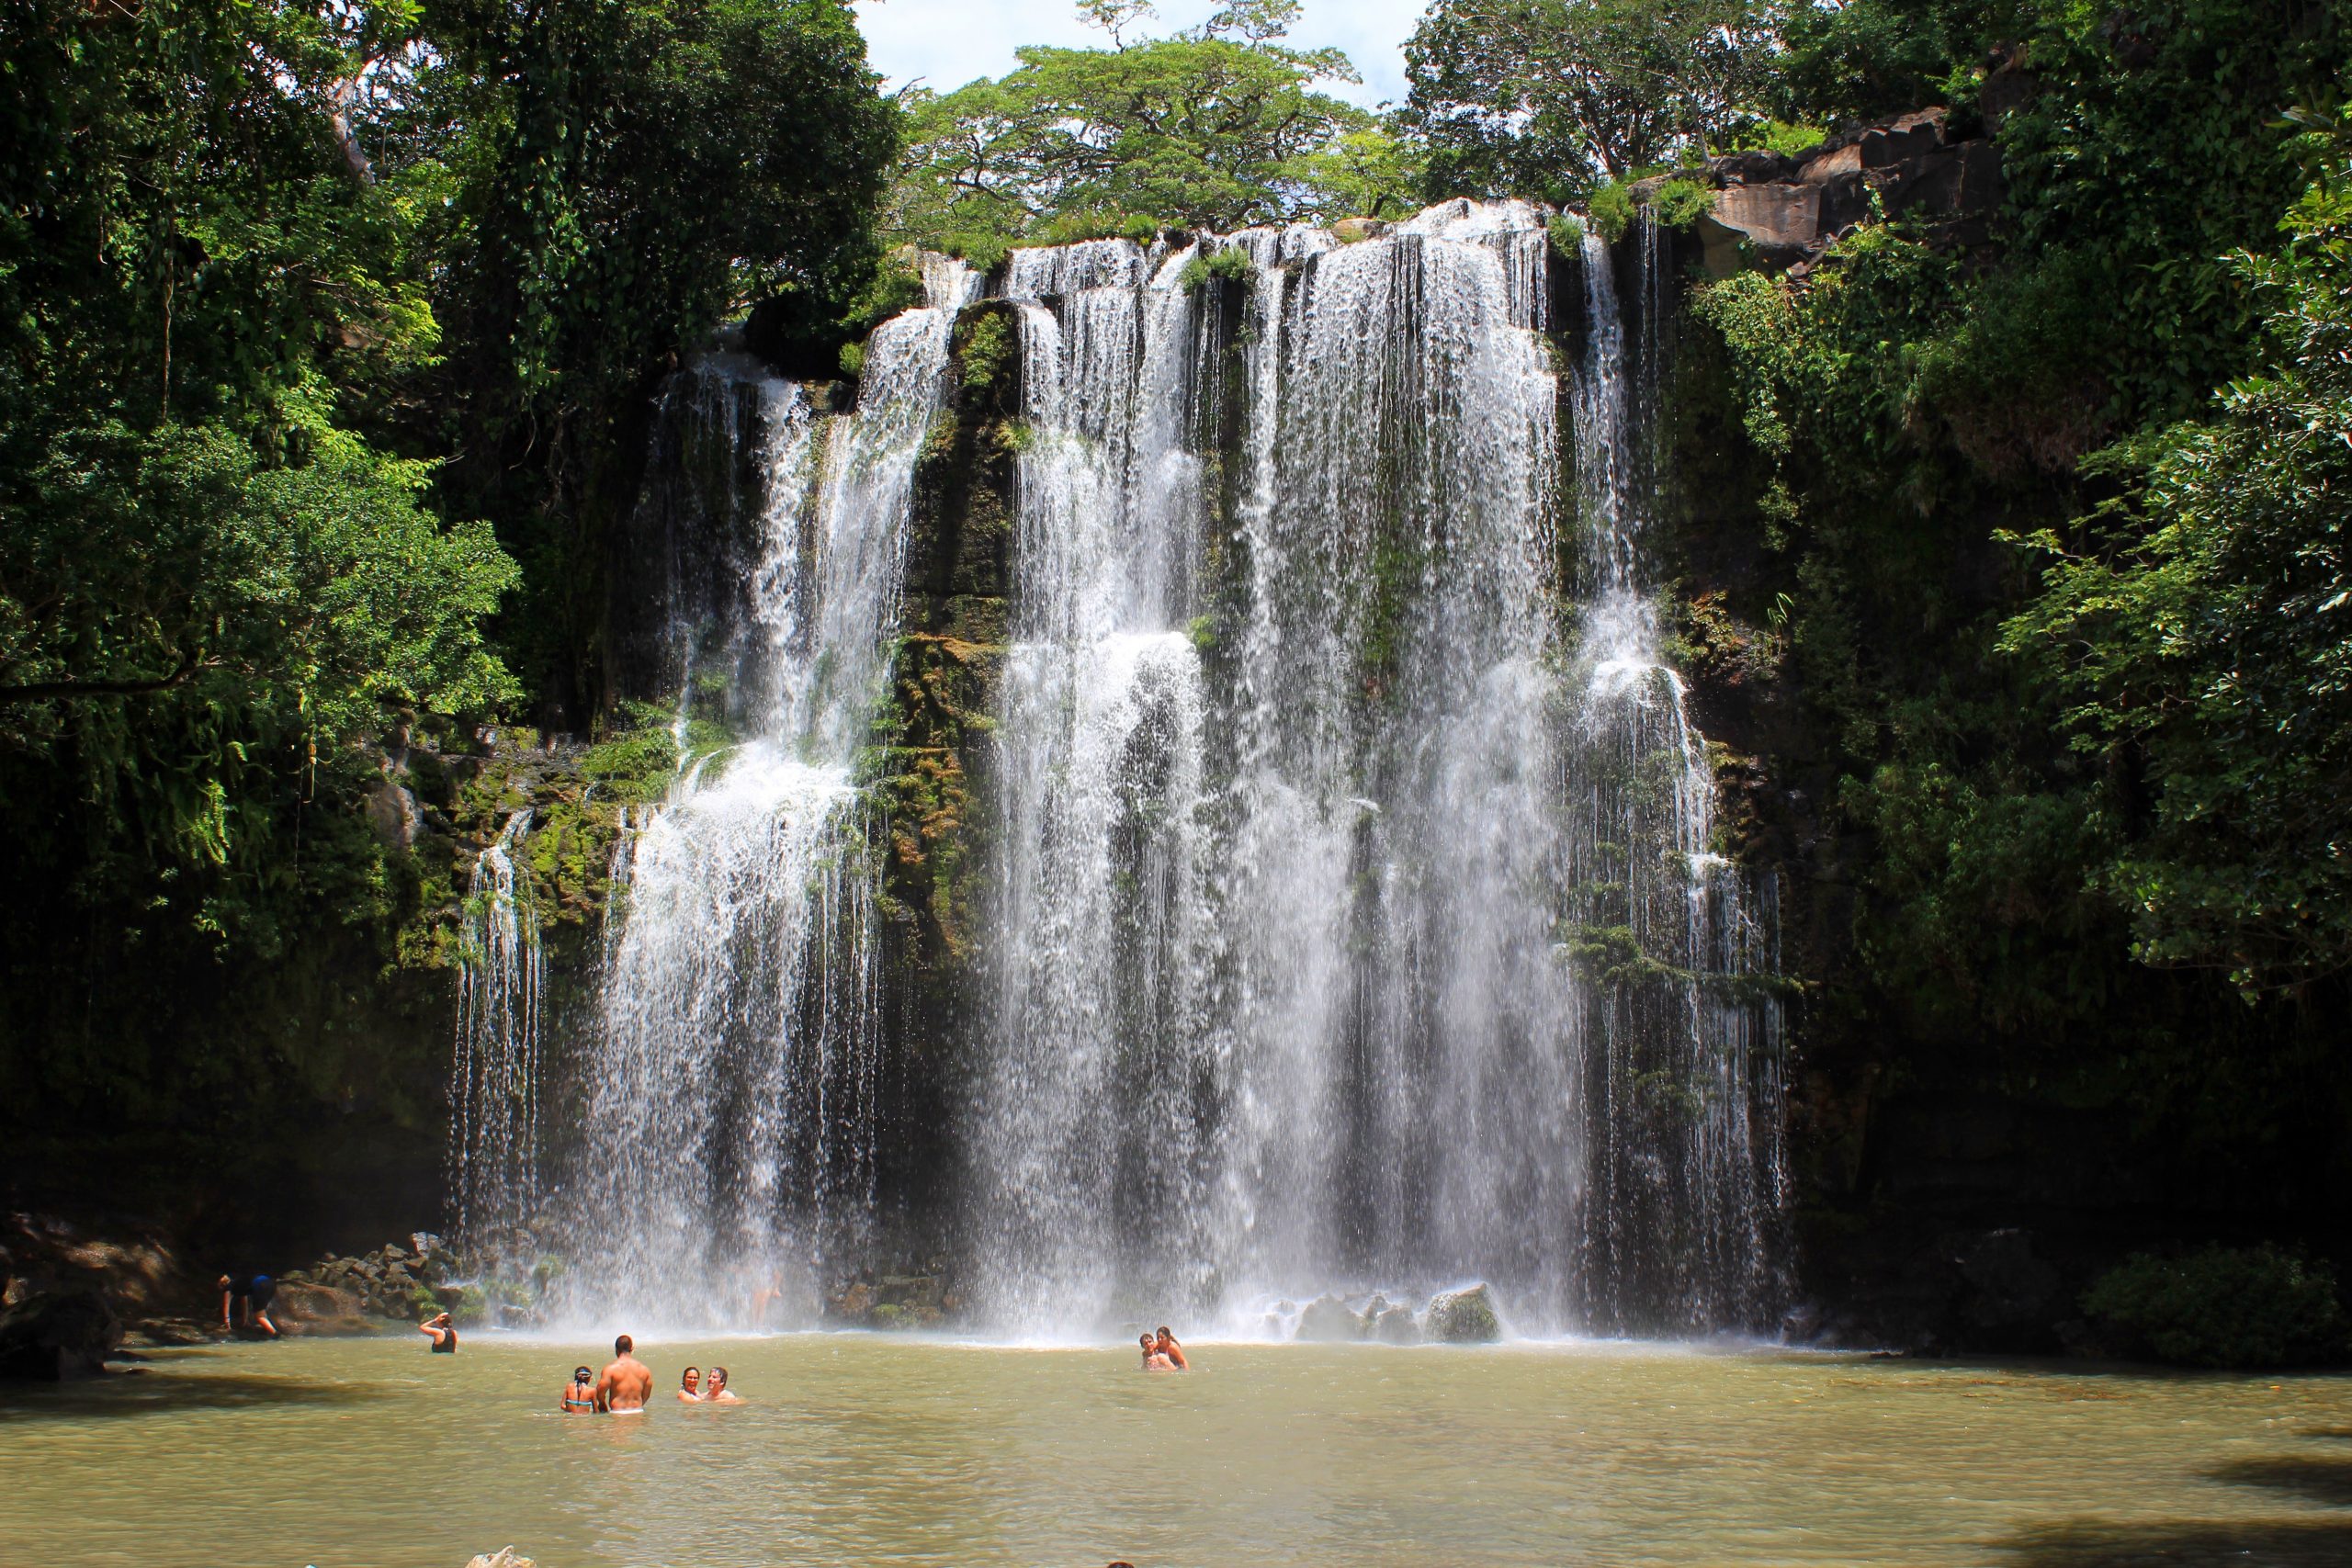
<box><xmin>595</xmin><ymin>1337</ymin><xmax>654</xmax><ymax>1412</ymax></box>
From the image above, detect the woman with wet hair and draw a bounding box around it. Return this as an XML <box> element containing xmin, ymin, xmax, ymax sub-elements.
<box><xmin>676</xmin><ymin>1365</ymin><xmax>703</xmax><ymax>1403</ymax></box>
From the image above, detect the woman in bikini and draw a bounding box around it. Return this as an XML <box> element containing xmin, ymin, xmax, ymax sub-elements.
<box><xmin>676</xmin><ymin>1365</ymin><xmax>703</xmax><ymax>1403</ymax></box>
<box><xmin>560</xmin><ymin>1366</ymin><xmax>598</xmax><ymax>1412</ymax></box>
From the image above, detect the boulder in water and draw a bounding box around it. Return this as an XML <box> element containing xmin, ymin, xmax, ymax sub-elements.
<box><xmin>1373</xmin><ymin>1305</ymin><xmax>1421</xmax><ymax>1344</ymax></box>
<box><xmin>1425</xmin><ymin>1284</ymin><xmax>1501</xmax><ymax>1344</ymax></box>
<box><xmin>274</xmin><ymin>1282</ymin><xmax>374</xmax><ymax>1337</ymax></box>
<box><xmin>1295</xmin><ymin>1293</ymin><xmax>1365</xmax><ymax>1342</ymax></box>
<box><xmin>0</xmin><ymin>1289</ymin><xmax>121</xmax><ymax>1380</ymax></box>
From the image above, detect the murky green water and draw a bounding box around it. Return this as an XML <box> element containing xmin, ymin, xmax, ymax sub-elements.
<box><xmin>5</xmin><ymin>1335</ymin><xmax>2351</xmax><ymax>1567</ymax></box>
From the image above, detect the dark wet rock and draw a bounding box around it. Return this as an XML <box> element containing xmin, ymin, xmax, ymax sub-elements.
<box><xmin>1295</xmin><ymin>1292</ymin><xmax>1364</xmax><ymax>1342</ymax></box>
<box><xmin>877</xmin><ymin>1275</ymin><xmax>944</xmax><ymax>1312</ymax></box>
<box><xmin>0</xmin><ymin>1289</ymin><xmax>122</xmax><ymax>1380</ymax></box>
<box><xmin>1426</xmin><ymin>1284</ymin><xmax>1501</xmax><ymax>1343</ymax></box>
<box><xmin>1953</xmin><ymin>1228</ymin><xmax>2061</xmax><ymax>1330</ymax></box>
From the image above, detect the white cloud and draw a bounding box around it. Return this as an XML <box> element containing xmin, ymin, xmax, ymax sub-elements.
<box><xmin>853</xmin><ymin>0</ymin><xmax>1429</xmax><ymax>108</ymax></box>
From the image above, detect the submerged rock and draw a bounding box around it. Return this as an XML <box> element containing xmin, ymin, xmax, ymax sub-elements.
<box><xmin>1425</xmin><ymin>1283</ymin><xmax>1501</xmax><ymax>1343</ymax></box>
<box><xmin>0</xmin><ymin>1289</ymin><xmax>121</xmax><ymax>1380</ymax></box>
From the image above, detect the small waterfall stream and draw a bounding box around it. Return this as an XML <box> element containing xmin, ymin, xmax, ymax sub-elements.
<box><xmin>447</xmin><ymin>808</ymin><xmax>544</xmax><ymax>1265</ymax></box>
<box><xmin>565</xmin><ymin>263</ymin><xmax>972</xmax><ymax>1323</ymax></box>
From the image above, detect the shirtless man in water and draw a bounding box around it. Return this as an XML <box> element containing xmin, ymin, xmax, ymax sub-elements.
<box><xmin>595</xmin><ymin>1334</ymin><xmax>654</xmax><ymax>1413</ymax></box>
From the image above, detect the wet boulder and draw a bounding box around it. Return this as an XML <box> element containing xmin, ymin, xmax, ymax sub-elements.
<box><xmin>1295</xmin><ymin>1293</ymin><xmax>1365</xmax><ymax>1342</ymax></box>
<box><xmin>1372</xmin><ymin>1305</ymin><xmax>1421</xmax><ymax>1345</ymax></box>
<box><xmin>0</xmin><ymin>1289</ymin><xmax>122</xmax><ymax>1380</ymax></box>
<box><xmin>275</xmin><ymin>1282</ymin><xmax>374</xmax><ymax>1337</ymax></box>
<box><xmin>1425</xmin><ymin>1284</ymin><xmax>1501</xmax><ymax>1343</ymax></box>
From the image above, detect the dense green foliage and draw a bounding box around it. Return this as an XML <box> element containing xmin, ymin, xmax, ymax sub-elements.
<box><xmin>889</xmin><ymin>0</ymin><xmax>1420</xmax><ymax>255</ymax></box>
<box><xmin>0</xmin><ymin>0</ymin><xmax>894</xmax><ymax>1143</ymax></box>
<box><xmin>1998</xmin><ymin>131</ymin><xmax>2352</xmax><ymax>992</ymax></box>
<box><xmin>1663</xmin><ymin>0</ymin><xmax>2349</xmax><ymax>1198</ymax></box>
<box><xmin>2085</xmin><ymin>1247</ymin><xmax>2349</xmax><ymax>1367</ymax></box>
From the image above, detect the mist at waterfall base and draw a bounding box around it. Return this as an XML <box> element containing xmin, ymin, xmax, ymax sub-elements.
<box><xmin>448</xmin><ymin>209</ymin><xmax>1788</xmax><ymax>1343</ymax></box>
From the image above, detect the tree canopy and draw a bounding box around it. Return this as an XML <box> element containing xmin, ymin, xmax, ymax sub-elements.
<box><xmin>1403</xmin><ymin>0</ymin><xmax>1779</xmax><ymax>200</ymax></box>
<box><xmin>0</xmin><ymin>0</ymin><xmax>896</xmax><ymax>1121</ymax></box>
<box><xmin>889</xmin><ymin>0</ymin><xmax>1420</xmax><ymax>255</ymax></box>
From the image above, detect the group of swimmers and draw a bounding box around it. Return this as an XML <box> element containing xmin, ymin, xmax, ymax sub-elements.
<box><xmin>557</xmin><ymin>1335</ymin><xmax>745</xmax><ymax>1413</ymax></box>
<box><xmin>1138</xmin><ymin>1325</ymin><xmax>1189</xmax><ymax>1371</ymax></box>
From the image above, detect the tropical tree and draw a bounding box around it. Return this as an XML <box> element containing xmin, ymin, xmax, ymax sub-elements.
<box><xmin>889</xmin><ymin>0</ymin><xmax>1417</xmax><ymax>254</ymax></box>
<box><xmin>1402</xmin><ymin>0</ymin><xmax>1780</xmax><ymax>200</ymax></box>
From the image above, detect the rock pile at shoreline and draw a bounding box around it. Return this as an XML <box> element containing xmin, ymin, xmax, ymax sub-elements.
<box><xmin>277</xmin><ymin>1234</ymin><xmax>487</xmax><ymax>1333</ymax></box>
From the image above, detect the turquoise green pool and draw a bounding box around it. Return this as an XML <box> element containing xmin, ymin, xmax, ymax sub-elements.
<box><xmin>5</xmin><ymin>1334</ymin><xmax>2350</xmax><ymax>1566</ymax></box>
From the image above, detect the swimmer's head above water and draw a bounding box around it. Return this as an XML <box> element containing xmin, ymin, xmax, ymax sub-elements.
<box><xmin>615</xmin><ymin>1334</ymin><xmax>633</xmax><ymax>1356</ymax></box>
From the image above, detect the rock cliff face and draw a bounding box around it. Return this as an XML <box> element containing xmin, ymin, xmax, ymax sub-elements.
<box><xmin>1679</xmin><ymin>109</ymin><xmax>2007</xmax><ymax>275</ymax></box>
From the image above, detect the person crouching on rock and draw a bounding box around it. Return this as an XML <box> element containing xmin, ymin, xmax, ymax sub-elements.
<box><xmin>703</xmin><ymin>1366</ymin><xmax>741</xmax><ymax>1404</ymax></box>
<box><xmin>1153</xmin><ymin>1326</ymin><xmax>1189</xmax><ymax>1371</ymax></box>
<box><xmin>596</xmin><ymin>1334</ymin><xmax>652</xmax><ymax>1412</ymax></box>
<box><xmin>220</xmin><ymin>1273</ymin><xmax>279</xmax><ymax>1338</ymax></box>
<box><xmin>676</xmin><ymin>1365</ymin><xmax>703</xmax><ymax>1403</ymax></box>
<box><xmin>420</xmin><ymin>1311</ymin><xmax>458</xmax><ymax>1353</ymax></box>
<box><xmin>560</xmin><ymin>1365</ymin><xmax>598</xmax><ymax>1412</ymax></box>
<box><xmin>1139</xmin><ymin>1333</ymin><xmax>1176</xmax><ymax>1371</ymax></box>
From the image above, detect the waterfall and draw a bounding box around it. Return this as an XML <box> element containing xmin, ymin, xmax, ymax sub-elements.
<box><xmin>565</xmin><ymin>263</ymin><xmax>971</xmax><ymax>1325</ymax></box>
<box><xmin>967</xmin><ymin>207</ymin><xmax>1785</xmax><ymax>1337</ymax></box>
<box><xmin>447</xmin><ymin>808</ymin><xmax>544</xmax><ymax>1265</ymax></box>
<box><xmin>539</xmin><ymin>215</ymin><xmax>1781</xmax><ymax>1338</ymax></box>
<box><xmin>1565</xmin><ymin>227</ymin><xmax>1788</xmax><ymax>1331</ymax></box>
<box><xmin>1215</xmin><ymin>210</ymin><xmax>1577</xmax><ymax>1325</ymax></box>
<box><xmin>970</xmin><ymin>241</ymin><xmax>1221</xmax><ymax>1332</ymax></box>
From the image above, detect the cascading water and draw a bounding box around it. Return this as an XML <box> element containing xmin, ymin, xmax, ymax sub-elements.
<box><xmin>447</xmin><ymin>808</ymin><xmax>544</xmax><ymax>1265</ymax></box>
<box><xmin>1564</xmin><ymin>227</ymin><xmax>1787</xmax><ymax>1331</ymax></box>
<box><xmin>967</xmin><ymin>206</ymin><xmax>1785</xmax><ymax>1337</ymax></box>
<box><xmin>563</xmin><ymin>262</ymin><xmax>973</xmax><ymax>1325</ymax></box>
<box><xmin>971</xmin><ymin>241</ymin><xmax>1221</xmax><ymax>1330</ymax></box>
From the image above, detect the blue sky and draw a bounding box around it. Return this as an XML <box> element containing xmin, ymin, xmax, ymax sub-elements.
<box><xmin>853</xmin><ymin>0</ymin><xmax>1430</xmax><ymax>108</ymax></box>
